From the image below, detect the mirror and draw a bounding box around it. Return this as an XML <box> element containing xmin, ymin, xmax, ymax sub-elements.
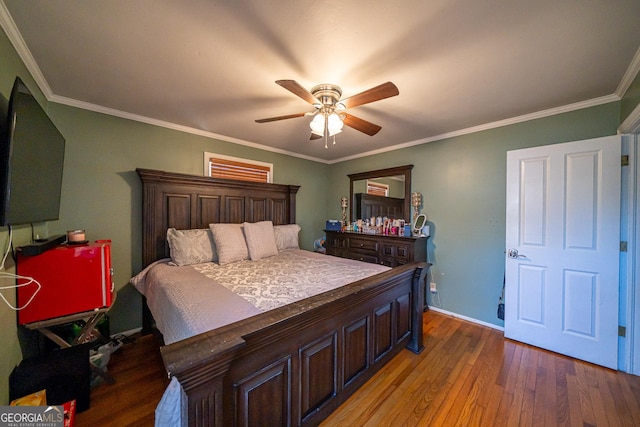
<box><xmin>348</xmin><ymin>165</ymin><xmax>413</xmax><ymax>223</ymax></box>
<box><xmin>413</xmin><ymin>213</ymin><xmax>427</xmax><ymax>235</ymax></box>
<box><xmin>351</xmin><ymin>176</ymin><xmax>405</xmax><ymax>198</ymax></box>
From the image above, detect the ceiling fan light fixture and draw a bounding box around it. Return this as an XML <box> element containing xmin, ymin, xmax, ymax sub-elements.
<box><xmin>327</xmin><ymin>112</ymin><xmax>343</xmax><ymax>134</ymax></box>
<box><xmin>310</xmin><ymin>114</ymin><xmax>325</xmax><ymax>135</ymax></box>
<box><xmin>257</xmin><ymin>80</ymin><xmax>399</xmax><ymax>145</ymax></box>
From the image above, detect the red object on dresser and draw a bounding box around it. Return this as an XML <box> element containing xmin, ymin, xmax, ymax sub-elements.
<box><xmin>16</xmin><ymin>241</ymin><xmax>114</xmax><ymax>325</ymax></box>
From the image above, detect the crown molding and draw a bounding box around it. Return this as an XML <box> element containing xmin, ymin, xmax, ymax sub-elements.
<box><xmin>0</xmin><ymin>1</ymin><xmax>52</xmax><ymax>98</ymax></box>
<box><xmin>329</xmin><ymin>94</ymin><xmax>620</xmax><ymax>164</ymax></box>
<box><xmin>619</xmin><ymin>103</ymin><xmax>640</xmax><ymax>134</ymax></box>
<box><xmin>55</xmin><ymin>91</ymin><xmax>620</xmax><ymax>166</ymax></box>
<box><xmin>616</xmin><ymin>45</ymin><xmax>640</xmax><ymax>98</ymax></box>
<box><xmin>1</xmin><ymin>2</ymin><xmax>633</xmax><ymax>163</ymax></box>
<box><xmin>51</xmin><ymin>94</ymin><xmax>328</xmax><ymax>164</ymax></box>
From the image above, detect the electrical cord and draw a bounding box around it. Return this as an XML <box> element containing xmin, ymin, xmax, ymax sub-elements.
<box><xmin>430</xmin><ymin>288</ymin><xmax>442</xmax><ymax>308</ymax></box>
<box><xmin>0</xmin><ymin>225</ymin><xmax>42</xmax><ymax>311</ymax></box>
<box><xmin>0</xmin><ymin>225</ymin><xmax>12</xmax><ymax>269</ymax></box>
<box><xmin>0</xmin><ymin>274</ymin><xmax>42</xmax><ymax>310</ymax></box>
<box><xmin>111</xmin><ymin>333</ymin><xmax>137</xmax><ymax>349</ymax></box>
<box><xmin>425</xmin><ymin>239</ymin><xmax>442</xmax><ymax>308</ymax></box>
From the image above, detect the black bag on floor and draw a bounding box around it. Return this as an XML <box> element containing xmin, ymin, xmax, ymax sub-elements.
<box><xmin>497</xmin><ymin>275</ymin><xmax>505</xmax><ymax>321</ymax></box>
<box><xmin>9</xmin><ymin>344</ymin><xmax>91</xmax><ymax>412</ymax></box>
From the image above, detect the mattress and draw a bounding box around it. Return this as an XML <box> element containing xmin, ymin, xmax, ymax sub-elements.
<box><xmin>131</xmin><ymin>249</ymin><xmax>389</xmax><ymax>344</ymax></box>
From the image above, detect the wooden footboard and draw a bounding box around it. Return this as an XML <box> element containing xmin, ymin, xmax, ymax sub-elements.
<box><xmin>161</xmin><ymin>262</ymin><xmax>428</xmax><ymax>426</ymax></box>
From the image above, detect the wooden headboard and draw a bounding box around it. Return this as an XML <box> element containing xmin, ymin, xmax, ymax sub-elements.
<box><xmin>136</xmin><ymin>168</ymin><xmax>300</xmax><ymax>267</ymax></box>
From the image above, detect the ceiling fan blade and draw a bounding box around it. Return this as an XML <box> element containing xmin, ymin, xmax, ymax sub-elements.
<box><xmin>276</xmin><ymin>80</ymin><xmax>320</xmax><ymax>105</ymax></box>
<box><xmin>342</xmin><ymin>113</ymin><xmax>382</xmax><ymax>136</ymax></box>
<box><xmin>340</xmin><ymin>82</ymin><xmax>399</xmax><ymax>109</ymax></box>
<box><xmin>255</xmin><ymin>112</ymin><xmax>307</xmax><ymax>123</ymax></box>
<box><xmin>310</xmin><ymin>133</ymin><xmax>322</xmax><ymax>140</ymax></box>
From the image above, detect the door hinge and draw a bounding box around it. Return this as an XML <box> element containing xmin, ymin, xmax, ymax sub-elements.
<box><xmin>622</xmin><ymin>155</ymin><xmax>629</xmax><ymax>166</ymax></box>
<box><xmin>619</xmin><ymin>326</ymin><xmax>626</xmax><ymax>337</ymax></box>
<box><xmin>620</xmin><ymin>241</ymin><xmax>628</xmax><ymax>252</ymax></box>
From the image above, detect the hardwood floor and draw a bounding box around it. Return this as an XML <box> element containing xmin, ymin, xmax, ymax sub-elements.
<box><xmin>323</xmin><ymin>311</ymin><xmax>640</xmax><ymax>426</ymax></box>
<box><xmin>74</xmin><ymin>333</ymin><xmax>168</xmax><ymax>427</ymax></box>
<box><xmin>75</xmin><ymin>311</ymin><xmax>640</xmax><ymax>426</ymax></box>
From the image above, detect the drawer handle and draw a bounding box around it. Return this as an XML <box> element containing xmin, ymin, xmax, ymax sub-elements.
<box><xmin>360</xmin><ymin>243</ymin><xmax>364</xmax><ymax>247</ymax></box>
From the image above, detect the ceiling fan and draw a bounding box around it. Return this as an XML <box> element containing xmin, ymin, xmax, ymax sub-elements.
<box><xmin>255</xmin><ymin>80</ymin><xmax>399</xmax><ymax>148</ymax></box>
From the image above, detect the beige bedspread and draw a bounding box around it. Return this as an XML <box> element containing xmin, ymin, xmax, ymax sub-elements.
<box><xmin>131</xmin><ymin>249</ymin><xmax>389</xmax><ymax>344</ymax></box>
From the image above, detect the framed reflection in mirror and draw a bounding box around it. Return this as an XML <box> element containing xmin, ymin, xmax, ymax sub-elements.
<box><xmin>348</xmin><ymin>165</ymin><xmax>413</xmax><ymax>223</ymax></box>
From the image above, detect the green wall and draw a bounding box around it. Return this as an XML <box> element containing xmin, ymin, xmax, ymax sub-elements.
<box><xmin>327</xmin><ymin>102</ymin><xmax>621</xmax><ymax>325</ymax></box>
<box><xmin>46</xmin><ymin>105</ymin><xmax>329</xmax><ymax>336</ymax></box>
<box><xmin>0</xmin><ymin>28</ymin><xmax>49</xmax><ymax>406</ymax></box>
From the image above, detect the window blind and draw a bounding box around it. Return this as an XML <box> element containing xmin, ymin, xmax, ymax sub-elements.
<box><xmin>209</xmin><ymin>157</ymin><xmax>271</xmax><ymax>183</ymax></box>
<box><xmin>367</xmin><ymin>181</ymin><xmax>389</xmax><ymax>196</ymax></box>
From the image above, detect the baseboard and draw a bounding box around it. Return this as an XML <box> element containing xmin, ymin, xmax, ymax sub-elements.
<box><xmin>428</xmin><ymin>306</ymin><xmax>505</xmax><ymax>332</ymax></box>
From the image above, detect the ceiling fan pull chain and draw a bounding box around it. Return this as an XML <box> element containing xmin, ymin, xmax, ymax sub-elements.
<box><xmin>324</xmin><ymin>115</ymin><xmax>329</xmax><ymax>149</ymax></box>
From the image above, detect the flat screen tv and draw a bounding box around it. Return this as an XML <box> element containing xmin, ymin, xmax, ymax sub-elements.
<box><xmin>0</xmin><ymin>77</ymin><xmax>65</xmax><ymax>226</ymax></box>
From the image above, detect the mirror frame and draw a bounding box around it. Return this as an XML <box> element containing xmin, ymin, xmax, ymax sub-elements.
<box><xmin>412</xmin><ymin>213</ymin><xmax>427</xmax><ymax>235</ymax></box>
<box><xmin>348</xmin><ymin>164</ymin><xmax>413</xmax><ymax>223</ymax></box>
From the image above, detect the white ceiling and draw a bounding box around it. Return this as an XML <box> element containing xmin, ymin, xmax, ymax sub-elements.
<box><xmin>2</xmin><ymin>0</ymin><xmax>640</xmax><ymax>163</ymax></box>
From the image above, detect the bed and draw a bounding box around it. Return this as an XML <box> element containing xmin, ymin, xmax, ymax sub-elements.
<box><xmin>134</xmin><ymin>168</ymin><xmax>429</xmax><ymax>426</ymax></box>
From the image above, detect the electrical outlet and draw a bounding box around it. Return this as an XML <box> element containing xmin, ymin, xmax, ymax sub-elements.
<box><xmin>430</xmin><ymin>282</ymin><xmax>437</xmax><ymax>293</ymax></box>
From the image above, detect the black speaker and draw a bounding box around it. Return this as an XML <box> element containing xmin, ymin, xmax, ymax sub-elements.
<box><xmin>9</xmin><ymin>344</ymin><xmax>91</xmax><ymax>412</ymax></box>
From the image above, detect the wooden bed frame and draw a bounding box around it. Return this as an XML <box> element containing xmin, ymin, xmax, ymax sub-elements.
<box><xmin>137</xmin><ymin>168</ymin><xmax>429</xmax><ymax>426</ymax></box>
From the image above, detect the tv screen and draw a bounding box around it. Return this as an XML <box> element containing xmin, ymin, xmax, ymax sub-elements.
<box><xmin>0</xmin><ymin>77</ymin><xmax>65</xmax><ymax>226</ymax></box>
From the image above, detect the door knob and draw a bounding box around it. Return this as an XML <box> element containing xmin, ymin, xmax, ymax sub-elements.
<box><xmin>507</xmin><ymin>248</ymin><xmax>527</xmax><ymax>259</ymax></box>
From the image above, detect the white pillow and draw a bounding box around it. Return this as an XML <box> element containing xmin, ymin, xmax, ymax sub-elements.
<box><xmin>273</xmin><ymin>224</ymin><xmax>301</xmax><ymax>251</ymax></box>
<box><xmin>243</xmin><ymin>221</ymin><xmax>278</xmax><ymax>261</ymax></box>
<box><xmin>209</xmin><ymin>223</ymin><xmax>249</xmax><ymax>265</ymax></box>
<box><xmin>166</xmin><ymin>228</ymin><xmax>217</xmax><ymax>266</ymax></box>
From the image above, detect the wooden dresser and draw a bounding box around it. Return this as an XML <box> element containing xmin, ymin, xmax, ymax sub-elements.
<box><xmin>325</xmin><ymin>230</ymin><xmax>427</xmax><ymax>267</ymax></box>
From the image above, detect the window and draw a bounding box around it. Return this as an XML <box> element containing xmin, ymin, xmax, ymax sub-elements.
<box><xmin>203</xmin><ymin>152</ymin><xmax>273</xmax><ymax>183</ymax></box>
<box><xmin>367</xmin><ymin>180</ymin><xmax>389</xmax><ymax>196</ymax></box>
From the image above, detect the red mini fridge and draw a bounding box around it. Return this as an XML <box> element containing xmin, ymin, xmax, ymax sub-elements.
<box><xmin>16</xmin><ymin>241</ymin><xmax>114</xmax><ymax>325</ymax></box>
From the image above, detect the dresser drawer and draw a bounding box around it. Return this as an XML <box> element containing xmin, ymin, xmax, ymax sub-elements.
<box><xmin>324</xmin><ymin>230</ymin><xmax>426</xmax><ymax>268</ymax></box>
<box><xmin>349</xmin><ymin>237</ymin><xmax>379</xmax><ymax>252</ymax></box>
<box><xmin>329</xmin><ymin>248</ymin><xmax>349</xmax><ymax>258</ymax></box>
<box><xmin>348</xmin><ymin>250</ymin><xmax>380</xmax><ymax>264</ymax></box>
<box><xmin>327</xmin><ymin>234</ymin><xmax>348</xmax><ymax>248</ymax></box>
<box><xmin>382</xmin><ymin>243</ymin><xmax>412</xmax><ymax>260</ymax></box>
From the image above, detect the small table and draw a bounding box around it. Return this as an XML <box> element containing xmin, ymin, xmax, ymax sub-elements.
<box><xmin>24</xmin><ymin>294</ymin><xmax>116</xmax><ymax>385</ymax></box>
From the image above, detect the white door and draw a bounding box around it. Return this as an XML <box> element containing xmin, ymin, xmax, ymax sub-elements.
<box><xmin>505</xmin><ymin>135</ymin><xmax>621</xmax><ymax>369</ymax></box>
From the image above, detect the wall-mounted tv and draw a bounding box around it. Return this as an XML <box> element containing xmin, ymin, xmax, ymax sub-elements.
<box><xmin>0</xmin><ymin>77</ymin><xmax>65</xmax><ymax>226</ymax></box>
